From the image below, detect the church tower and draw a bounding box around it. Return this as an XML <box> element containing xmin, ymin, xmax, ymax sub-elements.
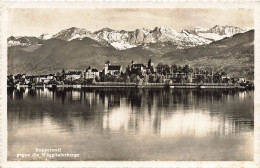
<box><xmin>104</xmin><ymin>61</ymin><xmax>110</xmax><ymax>74</ymax></box>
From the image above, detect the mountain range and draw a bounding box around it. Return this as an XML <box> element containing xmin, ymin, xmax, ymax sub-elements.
<box><xmin>8</xmin><ymin>25</ymin><xmax>250</xmax><ymax>49</ymax></box>
<box><xmin>7</xmin><ymin>25</ymin><xmax>254</xmax><ymax>79</ymax></box>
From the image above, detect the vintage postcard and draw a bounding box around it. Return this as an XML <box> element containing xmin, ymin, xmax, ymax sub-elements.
<box><xmin>0</xmin><ymin>1</ymin><xmax>260</xmax><ymax>168</ymax></box>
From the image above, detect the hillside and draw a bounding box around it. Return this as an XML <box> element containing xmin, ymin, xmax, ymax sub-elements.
<box><xmin>8</xmin><ymin>38</ymin><xmax>170</xmax><ymax>75</ymax></box>
<box><xmin>162</xmin><ymin>30</ymin><xmax>254</xmax><ymax>79</ymax></box>
<box><xmin>8</xmin><ymin>29</ymin><xmax>254</xmax><ymax>79</ymax></box>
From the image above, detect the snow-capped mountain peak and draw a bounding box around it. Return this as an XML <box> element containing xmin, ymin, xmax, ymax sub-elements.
<box><xmin>8</xmin><ymin>25</ymin><xmax>252</xmax><ymax>49</ymax></box>
<box><xmin>7</xmin><ymin>36</ymin><xmax>42</xmax><ymax>47</ymax></box>
<box><xmin>194</xmin><ymin>26</ymin><xmax>208</xmax><ymax>33</ymax></box>
<box><xmin>94</xmin><ymin>27</ymin><xmax>115</xmax><ymax>34</ymax></box>
<box><xmin>186</xmin><ymin>25</ymin><xmax>250</xmax><ymax>41</ymax></box>
<box><xmin>53</xmin><ymin>27</ymin><xmax>97</xmax><ymax>41</ymax></box>
<box><xmin>39</xmin><ymin>33</ymin><xmax>52</xmax><ymax>40</ymax></box>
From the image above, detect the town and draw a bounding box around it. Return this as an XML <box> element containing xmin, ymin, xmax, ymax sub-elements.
<box><xmin>7</xmin><ymin>59</ymin><xmax>253</xmax><ymax>89</ymax></box>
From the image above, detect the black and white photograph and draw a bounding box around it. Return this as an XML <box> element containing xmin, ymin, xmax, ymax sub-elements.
<box><xmin>1</xmin><ymin>4</ymin><xmax>259</xmax><ymax>167</ymax></box>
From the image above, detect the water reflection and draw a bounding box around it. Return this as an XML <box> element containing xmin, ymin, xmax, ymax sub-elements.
<box><xmin>7</xmin><ymin>88</ymin><xmax>254</xmax><ymax>161</ymax></box>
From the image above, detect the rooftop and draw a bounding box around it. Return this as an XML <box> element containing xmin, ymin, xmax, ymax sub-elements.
<box><xmin>66</xmin><ymin>71</ymin><xmax>82</xmax><ymax>75</ymax></box>
<box><xmin>108</xmin><ymin>65</ymin><xmax>121</xmax><ymax>71</ymax></box>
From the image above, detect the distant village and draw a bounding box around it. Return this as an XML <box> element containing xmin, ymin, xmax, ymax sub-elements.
<box><xmin>7</xmin><ymin>59</ymin><xmax>250</xmax><ymax>87</ymax></box>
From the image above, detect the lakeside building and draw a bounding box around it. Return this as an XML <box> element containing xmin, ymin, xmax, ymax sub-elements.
<box><xmin>84</xmin><ymin>66</ymin><xmax>99</xmax><ymax>79</ymax></box>
<box><xmin>64</xmin><ymin>71</ymin><xmax>82</xmax><ymax>80</ymax></box>
<box><xmin>13</xmin><ymin>74</ymin><xmax>26</xmax><ymax>83</ymax></box>
<box><xmin>238</xmin><ymin>77</ymin><xmax>246</xmax><ymax>83</ymax></box>
<box><xmin>104</xmin><ymin>61</ymin><xmax>122</xmax><ymax>75</ymax></box>
<box><xmin>130</xmin><ymin>59</ymin><xmax>155</xmax><ymax>75</ymax></box>
<box><xmin>36</xmin><ymin>74</ymin><xmax>55</xmax><ymax>84</ymax></box>
<box><xmin>7</xmin><ymin>59</ymin><xmax>250</xmax><ymax>86</ymax></box>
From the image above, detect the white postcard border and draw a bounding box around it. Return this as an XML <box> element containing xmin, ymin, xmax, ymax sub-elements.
<box><xmin>0</xmin><ymin>1</ymin><xmax>260</xmax><ymax>168</ymax></box>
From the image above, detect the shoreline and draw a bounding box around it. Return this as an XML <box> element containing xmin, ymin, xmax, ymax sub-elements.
<box><xmin>8</xmin><ymin>83</ymin><xmax>251</xmax><ymax>89</ymax></box>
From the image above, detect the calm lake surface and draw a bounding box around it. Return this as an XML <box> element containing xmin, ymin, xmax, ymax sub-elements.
<box><xmin>7</xmin><ymin>88</ymin><xmax>254</xmax><ymax>161</ymax></box>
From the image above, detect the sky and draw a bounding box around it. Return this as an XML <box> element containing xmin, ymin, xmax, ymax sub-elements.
<box><xmin>8</xmin><ymin>8</ymin><xmax>254</xmax><ymax>36</ymax></box>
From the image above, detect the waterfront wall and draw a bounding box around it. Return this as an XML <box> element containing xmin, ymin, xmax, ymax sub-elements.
<box><xmin>12</xmin><ymin>82</ymin><xmax>247</xmax><ymax>89</ymax></box>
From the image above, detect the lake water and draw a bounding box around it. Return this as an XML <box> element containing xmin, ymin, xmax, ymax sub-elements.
<box><xmin>7</xmin><ymin>88</ymin><xmax>254</xmax><ymax>161</ymax></box>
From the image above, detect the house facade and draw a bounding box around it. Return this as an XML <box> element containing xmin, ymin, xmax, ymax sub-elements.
<box><xmin>65</xmin><ymin>71</ymin><xmax>82</xmax><ymax>80</ymax></box>
<box><xmin>84</xmin><ymin>66</ymin><xmax>99</xmax><ymax>79</ymax></box>
<box><xmin>36</xmin><ymin>74</ymin><xmax>54</xmax><ymax>84</ymax></box>
<box><xmin>104</xmin><ymin>61</ymin><xmax>122</xmax><ymax>75</ymax></box>
<box><xmin>238</xmin><ymin>77</ymin><xmax>246</xmax><ymax>83</ymax></box>
<box><xmin>130</xmin><ymin>59</ymin><xmax>155</xmax><ymax>75</ymax></box>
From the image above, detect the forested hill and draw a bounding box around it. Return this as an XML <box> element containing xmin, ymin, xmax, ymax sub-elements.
<box><xmin>161</xmin><ymin>30</ymin><xmax>254</xmax><ymax>79</ymax></box>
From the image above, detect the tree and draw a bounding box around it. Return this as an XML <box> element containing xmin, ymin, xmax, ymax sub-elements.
<box><xmin>183</xmin><ymin>64</ymin><xmax>190</xmax><ymax>74</ymax></box>
<box><xmin>103</xmin><ymin>74</ymin><xmax>108</xmax><ymax>82</ymax></box>
<box><xmin>171</xmin><ymin>64</ymin><xmax>178</xmax><ymax>73</ymax></box>
<box><xmin>194</xmin><ymin>67</ymin><xmax>200</xmax><ymax>73</ymax></box>
<box><xmin>137</xmin><ymin>70</ymin><xmax>143</xmax><ymax>77</ymax></box>
<box><xmin>130</xmin><ymin>74</ymin><xmax>138</xmax><ymax>83</ymax></box>
<box><xmin>86</xmin><ymin>79</ymin><xmax>93</xmax><ymax>85</ymax></box>
<box><xmin>164</xmin><ymin>64</ymin><xmax>171</xmax><ymax>74</ymax></box>
<box><xmin>189</xmin><ymin>67</ymin><xmax>194</xmax><ymax>73</ymax></box>
<box><xmin>214</xmin><ymin>72</ymin><xmax>221</xmax><ymax>83</ymax></box>
<box><xmin>156</xmin><ymin>63</ymin><xmax>164</xmax><ymax>74</ymax></box>
<box><xmin>178</xmin><ymin>66</ymin><xmax>183</xmax><ymax>73</ymax></box>
<box><xmin>156</xmin><ymin>63</ymin><xmax>170</xmax><ymax>75</ymax></box>
<box><xmin>148</xmin><ymin>59</ymin><xmax>152</xmax><ymax>68</ymax></box>
<box><xmin>150</xmin><ymin>66</ymin><xmax>155</xmax><ymax>74</ymax></box>
<box><xmin>149</xmin><ymin>74</ymin><xmax>155</xmax><ymax>83</ymax></box>
<box><xmin>156</xmin><ymin>75</ymin><xmax>163</xmax><ymax>83</ymax></box>
<box><xmin>7</xmin><ymin>76</ymin><xmax>14</xmax><ymax>86</ymax></box>
<box><xmin>95</xmin><ymin>76</ymin><xmax>101</xmax><ymax>82</ymax></box>
<box><xmin>111</xmin><ymin>76</ymin><xmax>117</xmax><ymax>82</ymax></box>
